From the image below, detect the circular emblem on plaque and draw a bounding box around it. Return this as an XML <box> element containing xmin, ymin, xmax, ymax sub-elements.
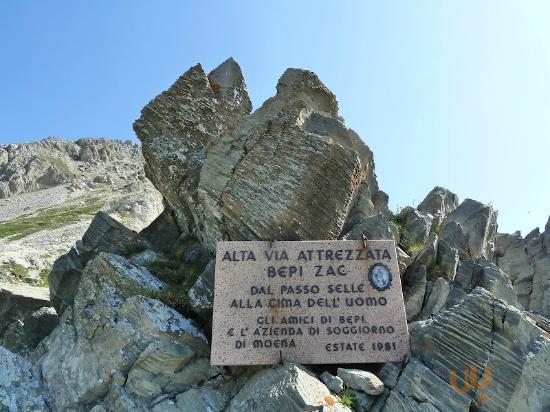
<box><xmin>368</xmin><ymin>263</ymin><xmax>392</xmax><ymax>291</ymax></box>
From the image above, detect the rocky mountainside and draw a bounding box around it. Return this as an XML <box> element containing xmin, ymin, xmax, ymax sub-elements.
<box><xmin>0</xmin><ymin>137</ymin><xmax>163</xmax><ymax>284</ymax></box>
<box><xmin>0</xmin><ymin>59</ymin><xmax>548</xmax><ymax>411</ymax></box>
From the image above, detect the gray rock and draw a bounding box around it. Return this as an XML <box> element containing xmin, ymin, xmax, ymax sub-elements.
<box><xmin>337</xmin><ymin>368</ymin><xmax>384</xmax><ymax>395</ymax></box>
<box><xmin>398</xmin><ymin>207</ymin><xmax>433</xmax><ymax>244</ymax></box>
<box><xmin>439</xmin><ymin>198</ymin><xmax>497</xmax><ymax>259</ymax></box>
<box><xmin>396</xmin><ymin>247</ymin><xmax>411</xmax><ymax>277</ymax></box>
<box><xmin>403</xmin><ymin>264</ymin><xmax>427</xmax><ymax>322</ymax></box>
<box><xmin>34</xmin><ymin>252</ymin><xmax>209</xmax><ymax>410</ymax></box>
<box><xmin>49</xmin><ymin>211</ymin><xmax>150</xmax><ymax>313</ymax></box>
<box><xmin>228</xmin><ymin>363</ymin><xmax>348</xmax><ymax>411</ymax></box>
<box><xmin>417</xmin><ymin>186</ymin><xmax>458</xmax><ymax>217</ymax></box>
<box><xmin>421</xmin><ymin>277</ymin><xmax>450</xmax><ymax>319</ymax></box>
<box><xmin>495</xmin><ymin>217</ymin><xmax>550</xmax><ymax>318</ymax></box>
<box><xmin>346</xmin><ymin>212</ymin><xmax>397</xmax><ymax>242</ymax></box>
<box><xmin>435</xmin><ymin>242</ymin><xmax>459</xmax><ymax>282</ymax></box>
<box><xmin>446</xmin><ymin>257</ymin><xmax>519</xmax><ymax>308</ymax></box>
<box><xmin>410</xmin><ymin>287</ymin><xmax>550</xmax><ymax>411</ymax></box>
<box><xmin>320</xmin><ymin>371</ymin><xmax>344</xmax><ymax>394</ymax></box>
<box><xmin>188</xmin><ymin>259</ymin><xmax>215</xmax><ymax>317</ymax></box>
<box><xmin>136</xmin><ymin>60</ymin><xmax>383</xmax><ymax>251</ymax></box>
<box><xmin>140</xmin><ymin>205</ymin><xmax>182</xmax><ymax>254</ymax></box>
<box><xmin>0</xmin><ymin>346</ymin><xmax>47</xmax><ymax>411</ymax></box>
<box><xmin>153</xmin><ymin>387</ymin><xmax>229</xmax><ymax>412</ymax></box>
<box><xmin>382</xmin><ymin>359</ymin><xmax>471</xmax><ymax>411</ymax></box>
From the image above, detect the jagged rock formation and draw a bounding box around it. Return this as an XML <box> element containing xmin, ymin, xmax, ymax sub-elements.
<box><xmin>0</xmin><ymin>137</ymin><xmax>162</xmax><ymax>284</ymax></box>
<box><xmin>495</xmin><ymin>217</ymin><xmax>550</xmax><ymax>317</ymax></box>
<box><xmin>0</xmin><ymin>59</ymin><xmax>549</xmax><ymax>411</ymax></box>
<box><xmin>135</xmin><ymin>58</ymin><xmax>388</xmax><ymax>251</ymax></box>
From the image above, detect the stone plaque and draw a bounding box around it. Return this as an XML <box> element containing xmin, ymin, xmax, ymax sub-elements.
<box><xmin>211</xmin><ymin>240</ymin><xmax>409</xmax><ymax>365</ymax></box>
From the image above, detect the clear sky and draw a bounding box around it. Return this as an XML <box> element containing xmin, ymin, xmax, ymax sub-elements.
<box><xmin>1</xmin><ymin>1</ymin><xmax>549</xmax><ymax>235</ymax></box>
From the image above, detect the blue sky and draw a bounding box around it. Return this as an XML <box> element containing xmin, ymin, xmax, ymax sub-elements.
<box><xmin>1</xmin><ymin>1</ymin><xmax>549</xmax><ymax>235</ymax></box>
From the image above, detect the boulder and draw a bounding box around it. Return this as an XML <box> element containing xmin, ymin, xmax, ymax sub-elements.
<box><xmin>228</xmin><ymin>363</ymin><xmax>351</xmax><ymax>411</ymax></box>
<box><xmin>337</xmin><ymin>368</ymin><xmax>384</xmax><ymax>395</ymax></box>
<box><xmin>49</xmin><ymin>211</ymin><xmax>150</xmax><ymax>313</ymax></box>
<box><xmin>417</xmin><ymin>186</ymin><xmax>458</xmax><ymax>218</ymax></box>
<box><xmin>398</xmin><ymin>207</ymin><xmax>433</xmax><ymax>244</ymax></box>
<box><xmin>320</xmin><ymin>371</ymin><xmax>344</xmax><ymax>394</ymax></box>
<box><xmin>136</xmin><ymin>60</ymin><xmax>384</xmax><ymax>251</ymax></box>
<box><xmin>140</xmin><ymin>206</ymin><xmax>182</xmax><ymax>254</ymax></box>
<box><xmin>346</xmin><ymin>213</ymin><xmax>397</xmax><ymax>242</ymax></box>
<box><xmin>439</xmin><ymin>199</ymin><xmax>497</xmax><ymax>259</ymax></box>
<box><xmin>34</xmin><ymin>252</ymin><xmax>210</xmax><ymax>410</ymax></box>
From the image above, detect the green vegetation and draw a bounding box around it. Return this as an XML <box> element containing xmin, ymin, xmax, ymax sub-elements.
<box><xmin>142</xmin><ymin>256</ymin><xmax>208</xmax><ymax>317</ymax></box>
<box><xmin>403</xmin><ymin>239</ymin><xmax>424</xmax><ymax>255</ymax></box>
<box><xmin>427</xmin><ymin>261</ymin><xmax>446</xmax><ymax>280</ymax></box>
<box><xmin>0</xmin><ymin>262</ymin><xmax>29</xmax><ymax>280</ymax></box>
<box><xmin>41</xmin><ymin>154</ymin><xmax>72</xmax><ymax>177</ymax></box>
<box><xmin>0</xmin><ymin>201</ymin><xmax>104</xmax><ymax>241</ymax></box>
<box><xmin>38</xmin><ymin>267</ymin><xmax>52</xmax><ymax>287</ymax></box>
<box><xmin>431</xmin><ymin>220</ymin><xmax>443</xmax><ymax>235</ymax></box>
<box><xmin>339</xmin><ymin>388</ymin><xmax>356</xmax><ymax>408</ymax></box>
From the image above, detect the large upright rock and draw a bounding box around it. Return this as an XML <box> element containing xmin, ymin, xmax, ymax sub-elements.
<box><xmin>134</xmin><ymin>58</ymin><xmax>252</xmax><ymax>242</ymax></box>
<box><xmin>135</xmin><ymin>60</ymin><xmax>384</xmax><ymax>250</ymax></box>
<box><xmin>439</xmin><ymin>199</ymin><xmax>497</xmax><ymax>259</ymax></box>
<box><xmin>417</xmin><ymin>186</ymin><xmax>459</xmax><ymax>218</ymax></box>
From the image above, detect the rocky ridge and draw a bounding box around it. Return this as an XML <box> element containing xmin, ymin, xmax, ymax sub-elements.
<box><xmin>0</xmin><ymin>59</ymin><xmax>548</xmax><ymax>411</ymax></box>
<box><xmin>0</xmin><ymin>137</ymin><xmax>163</xmax><ymax>284</ymax></box>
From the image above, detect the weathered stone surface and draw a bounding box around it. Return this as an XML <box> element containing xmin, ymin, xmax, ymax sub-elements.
<box><xmin>382</xmin><ymin>359</ymin><xmax>471</xmax><ymax>411</ymax></box>
<box><xmin>446</xmin><ymin>258</ymin><xmax>518</xmax><ymax>309</ymax></box>
<box><xmin>410</xmin><ymin>287</ymin><xmax>550</xmax><ymax>411</ymax></box>
<box><xmin>320</xmin><ymin>371</ymin><xmax>344</xmax><ymax>394</ymax></box>
<box><xmin>439</xmin><ymin>199</ymin><xmax>497</xmax><ymax>259</ymax></box>
<box><xmin>337</xmin><ymin>368</ymin><xmax>384</xmax><ymax>395</ymax></box>
<box><xmin>345</xmin><ymin>212</ymin><xmax>397</xmax><ymax>242</ymax></box>
<box><xmin>403</xmin><ymin>264</ymin><xmax>427</xmax><ymax>322</ymax></box>
<box><xmin>188</xmin><ymin>259</ymin><xmax>215</xmax><ymax>317</ymax></box>
<box><xmin>49</xmin><ymin>211</ymin><xmax>150</xmax><ymax>313</ymax></box>
<box><xmin>0</xmin><ymin>346</ymin><xmax>47</xmax><ymax>411</ymax></box>
<box><xmin>421</xmin><ymin>277</ymin><xmax>450</xmax><ymax>319</ymax></box>
<box><xmin>495</xmin><ymin>217</ymin><xmax>550</xmax><ymax>318</ymax></box>
<box><xmin>397</xmin><ymin>246</ymin><xmax>411</xmax><ymax>277</ymax></box>
<box><xmin>152</xmin><ymin>386</ymin><xmax>229</xmax><ymax>412</ymax></box>
<box><xmin>134</xmin><ymin>58</ymin><xmax>252</xmax><ymax>242</ymax></box>
<box><xmin>398</xmin><ymin>207</ymin><xmax>433</xmax><ymax>244</ymax></box>
<box><xmin>417</xmin><ymin>186</ymin><xmax>458</xmax><ymax>218</ymax></box>
<box><xmin>34</xmin><ymin>252</ymin><xmax>209</xmax><ymax>410</ymax></box>
<box><xmin>435</xmin><ymin>242</ymin><xmax>459</xmax><ymax>282</ymax></box>
<box><xmin>228</xmin><ymin>363</ymin><xmax>350</xmax><ymax>411</ymax></box>
<box><xmin>136</xmin><ymin>60</ymin><xmax>383</xmax><ymax>251</ymax></box>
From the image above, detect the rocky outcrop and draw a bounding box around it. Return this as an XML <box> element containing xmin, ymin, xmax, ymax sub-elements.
<box><xmin>135</xmin><ymin>59</ymin><xmax>386</xmax><ymax>251</ymax></box>
<box><xmin>495</xmin><ymin>217</ymin><xmax>550</xmax><ymax>317</ymax></box>
<box><xmin>48</xmin><ymin>211</ymin><xmax>150</xmax><ymax>313</ymax></box>
<box><xmin>33</xmin><ymin>252</ymin><xmax>210</xmax><ymax>410</ymax></box>
<box><xmin>378</xmin><ymin>288</ymin><xmax>550</xmax><ymax>411</ymax></box>
<box><xmin>0</xmin><ymin>137</ymin><xmax>163</xmax><ymax>284</ymax></box>
<box><xmin>439</xmin><ymin>198</ymin><xmax>497</xmax><ymax>259</ymax></box>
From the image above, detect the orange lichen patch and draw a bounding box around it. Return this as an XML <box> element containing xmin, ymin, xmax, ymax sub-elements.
<box><xmin>324</xmin><ymin>395</ymin><xmax>336</xmax><ymax>407</ymax></box>
<box><xmin>208</xmin><ymin>76</ymin><xmax>221</xmax><ymax>93</ymax></box>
